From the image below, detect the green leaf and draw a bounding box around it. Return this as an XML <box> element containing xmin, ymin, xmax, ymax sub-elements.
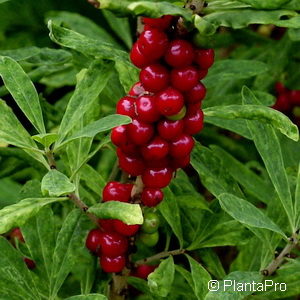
<box><xmin>0</xmin><ymin>197</ymin><xmax>67</xmax><ymax>234</ymax></box>
<box><xmin>89</xmin><ymin>202</ymin><xmax>143</xmax><ymax>225</ymax></box>
<box><xmin>41</xmin><ymin>170</ymin><xmax>75</xmax><ymax>197</ymax></box>
<box><xmin>204</xmin><ymin>271</ymin><xmax>263</xmax><ymax>300</ymax></box>
<box><xmin>115</xmin><ymin>61</ymin><xmax>139</xmax><ymax>93</ymax></box>
<box><xmin>32</xmin><ymin>133</ymin><xmax>58</xmax><ymax>148</ymax></box>
<box><xmin>56</xmin><ymin>61</ymin><xmax>113</xmax><ymax>146</ymax></box>
<box><xmin>0</xmin><ymin>178</ymin><xmax>21</xmax><ymax>209</ymax></box>
<box><xmin>148</xmin><ymin>256</ymin><xmax>175</xmax><ymax>297</ymax></box>
<box><xmin>218</xmin><ymin>193</ymin><xmax>286</xmax><ymax>238</ymax></box>
<box><xmin>186</xmin><ymin>255</ymin><xmax>211</xmax><ymax>300</ymax></box>
<box><xmin>238</xmin><ymin>0</ymin><xmax>290</xmax><ymax>9</ymax></box>
<box><xmin>65</xmin><ymin>294</ymin><xmax>108</xmax><ymax>300</ymax></box>
<box><xmin>203</xmin><ymin>60</ymin><xmax>268</xmax><ymax>88</ymax></box>
<box><xmin>295</xmin><ymin>163</ymin><xmax>300</xmax><ymax>228</ymax></box>
<box><xmin>0</xmin><ymin>56</ymin><xmax>45</xmax><ymax>133</ymax></box>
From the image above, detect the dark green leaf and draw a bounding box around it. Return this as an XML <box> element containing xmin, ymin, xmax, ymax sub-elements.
<box><xmin>65</xmin><ymin>294</ymin><xmax>108</xmax><ymax>300</ymax></box>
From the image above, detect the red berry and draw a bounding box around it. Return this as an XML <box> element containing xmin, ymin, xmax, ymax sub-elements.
<box><xmin>272</xmin><ymin>93</ymin><xmax>291</xmax><ymax>112</ymax></box>
<box><xmin>113</xmin><ymin>219</ymin><xmax>140</xmax><ymax>236</ymax></box>
<box><xmin>86</xmin><ymin>229</ymin><xmax>103</xmax><ymax>253</ymax></box>
<box><xmin>275</xmin><ymin>82</ymin><xmax>286</xmax><ymax>94</ymax></box>
<box><xmin>198</xmin><ymin>69</ymin><xmax>208</xmax><ymax>80</ymax></box>
<box><xmin>134</xmin><ymin>264</ymin><xmax>157</xmax><ymax>279</ymax></box>
<box><xmin>136</xmin><ymin>95</ymin><xmax>161</xmax><ymax>123</ymax></box>
<box><xmin>100</xmin><ymin>255</ymin><xmax>126</xmax><ymax>273</ymax></box>
<box><xmin>184</xmin><ymin>109</ymin><xmax>204</xmax><ymax>135</ymax></box>
<box><xmin>24</xmin><ymin>258</ymin><xmax>36</xmax><ymax>270</ymax></box>
<box><xmin>142</xmin><ymin>15</ymin><xmax>173</xmax><ymax>30</ymax></box>
<box><xmin>187</xmin><ymin>102</ymin><xmax>201</xmax><ymax>114</ymax></box>
<box><xmin>102</xmin><ymin>181</ymin><xmax>133</xmax><ymax>202</ymax></box>
<box><xmin>99</xmin><ymin>232</ymin><xmax>128</xmax><ymax>257</ymax></box>
<box><xmin>138</xmin><ymin>29</ymin><xmax>168</xmax><ymax>60</ymax></box>
<box><xmin>185</xmin><ymin>83</ymin><xmax>206</xmax><ymax>104</ymax></box>
<box><xmin>98</xmin><ymin>219</ymin><xmax>115</xmax><ymax>232</ymax></box>
<box><xmin>157</xmin><ymin>119</ymin><xmax>184</xmax><ymax>141</ymax></box>
<box><xmin>141</xmin><ymin>188</ymin><xmax>164</xmax><ymax>207</ymax></box>
<box><xmin>129</xmin><ymin>82</ymin><xmax>145</xmax><ymax>97</ymax></box>
<box><xmin>164</xmin><ymin>40</ymin><xmax>195</xmax><ymax>68</ymax></box>
<box><xmin>116</xmin><ymin>96</ymin><xmax>136</xmax><ymax>118</ymax></box>
<box><xmin>289</xmin><ymin>90</ymin><xmax>300</xmax><ymax>106</ymax></box>
<box><xmin>117</xmin><ymin>149</ymin><xmax>145</xmax><ymax>176</ymax></box>
<box><xmin>130</xmin><ymin>42</ymin><xmax>154</xmax><ymax>68</ymax></box>
<box><xmin>111</xmin><ymin>125</ymin><xmax>127</xmax><ymax>147</ymax></box>
<box><xmin>145</xmin><ymin>157</ymin><xmax>170</xmax><ymax>168</ymax></box>
<box><xmin>141</xmin><ymin>137</ymin><xmax>169</xmax><ymax>160</ymax></box>
<box><xmin>119</xmin><ymin>143</ymin><xmax>140</xmax><ymax>157</ymax></box>
<box><xmin>195</xmin><ymin>49</ymin><xmax>215</xmax><ymax>69</ymax></box>
<box><xmin>171</xmin><ymin>154</ymin><xmax>190</xmax><ymax>169</ymax></box>
<box><xmin>142</xmin><ymin>167</ymin><xmax>173</xmax><ymax>188</ymax></box>
<box><xmin>171</xmin><ymin>66</ymin><xmax>199</xmax><ymax>92</ymax></box>
<box><xmin>10</xmin><ymin>228</ymin><xmax>24</xmax><ymax>243</ymax></box>
<box><xmin>157</xmin><ymin>87</ymin><xmax>184</xmax><ymax>116</ymax></box>
<box><xmin>169</xmin><ymin>134</ymin><xmax>194</xmax><ymax>158</ymax></box>
<box><xmin>140</xmin><ymin>64</ymin><xmax>169</xmax><ymax>92</ymax></box>
<box><xmin>127</xmin><ymin>119</ymin><xmax>154</xmax><ymax>145</ymax></box>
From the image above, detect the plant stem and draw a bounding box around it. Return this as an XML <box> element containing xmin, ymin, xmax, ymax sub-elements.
<box><xmin>45</xmin><ymin>149</ymin><xmax>57</xmax><ymax>169</ymax></box>
<box><xmin>261</xmin><ymin>233</ymin><xmax>299</xmax><ymax>276</ymax></box>
<box><xmin>185</xmin><ymin>0</ymin><xmax>205</xmax><ymax>14</ymax></box>
<box><xmin>135</xmin><ymin>249</ymin><xmax>186</xmax><ymax>266</ymax></box>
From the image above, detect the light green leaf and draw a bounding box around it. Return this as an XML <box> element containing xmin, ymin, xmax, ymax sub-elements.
<box><xmin>41</xmin><ymin>170</ymin><xmax>75</xmax><ymax>197</ymax></box>
<box><xmin>148</xmin><ymin>256</ymin><xmax>175</xmax><ymax>297</ymax></box>
<box><xmin>115</xmin><ymin>61</ymin><xmax>139</xmax><ymax>93</ymax></box>
<box><xmin>0</xmin><ymin>56</ymin><xmax>45</xmax><ymax>133</ymax></box>
<box><xmin>65</xmin><ymin>294</ymin><xmax>107</xmax><ymax>300</ymax></box>
<box><xmin>238</xmin><ymin>0</ymin><xmax>290</xmax><ymax>9</ymax></box>
<box><xmin>218</xmin><ymin>193</ymin><xmax>286</xmax><ymax>238</ymax></box>
<box><xmin>89</xmin><ymin>202</ymin><xmax>143</xmax><ymax>225</ymax></box>
<box><xmin>0</xmin><ymin>197</ymin><xmax>67</xmax><ymax>234</ymax></box>
<box><xmin>32</xmin><ymin>133</ymin><xmax>58</xmax><ymax>148</ymax></box>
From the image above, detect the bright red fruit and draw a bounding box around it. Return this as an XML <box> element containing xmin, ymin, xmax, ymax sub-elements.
<box><xmin>138</xmin><ymin>29</ymin><xmax>168</xmax><ymax>60</ymax></box>
<box><xmin>136</xmin><ymin>95</ymin><xmax>161</xmax><ymax>123</ymax></box>
<box><xmin>146</xmin><ymin>157</ymin><xmax>170</xmax><ymax>168</ymax></box>
<box><xmin>117</xmin><ymin>149</ymin><xmax>145</xmax><ymax>176</ymax></box>
<box><xmin>140</xmin><ymin>64</ymin><xmax>169</xmax><ymax>92</ymax></box>
<box><xmin>86</xmin><ymin>229</ymin><xmax>103</xmax><ymax>253</ymax></box>
<box><xmin>142</xmin><ymin>167</ymin><xmax>173</xmax><ymax>188</ymax></box>
<box><xmin>102</xmin><ymin>181</ymin><xmax>133</xmax><ymax>202</ymax></box>
<box><xmin>111</xmin><ymin>126</ymin><xmax>127</xmax><ymax>147</ymax></box>
<box><xmin>195</xmin><ymin>49</ymin><xmax>215</xmax><ymax>69</ymax></box>
<box><xmin>186</xmin><ymin>83</ymin><xmax>206</xmax><ymax>104</ymax></box>
<box><xmin>157</xmin><ymin>119</ymin><xmax>184</xmax><ymax>141</ymax></box>
<box><xmin>171</xmin><ymin>66</ymin><xmax>199</xmax><ymax>92</ymax></box>
<box><xmin>164</xmin><ymin>40</ymin><xmax>195</xmax><ymax>68</ymax></box>
<box><xmin>141</xmin><ymin>188</ymin><xmax>164</xmax><ymax>207</ymax></box>
<box><xmin>10</xmin><ymin>228</ymin><xmax>24</xmax><ymax>243</ymax></box>
<box><xmin>113</xmin><ymin>219</ymin><xmax>140</xmax><ymax>236</ymax></box>
<box><xmin>100</xmin><ymin>255</ymin><xmax>126</xmax><ymax>273</ymax></box>
<box><xmin>134</xmin><ymin>264</ymin><xmax>157</xmax><ymax>279</ymax></box>
<box><xmin>24</xmin><ymin>258</ymin><xmax>36</xmax><ymax>270</ymax></box>
<box><xmin>130</xmin><ymin>42</ymin><xmax>154</xmax><ymax>68</ymax></box>
<box><xmin>169</xmin><ymin>134</ymin><xmax>195</xmax><ymax>158</ymax></box>
<box><xmin>187</xmin><ymin>102</ymin><xmax>201</xmax><ymax>114</ymax></box>
<box><xmin>98</xmin><ymin>219</ymin><xmax>115</xmax><ymax>232</ymax></box>
<box><xmin>129</xmin><ymin>82</ymin><xmax>145</xmax><ymax>97</ymax></box>
<box><xmin>171</xmin><ymin>154</ymin><xmax>190</xmax><ymax>169</ymax></box>
<box><xmin>184</xmin><ymin>109</ymin><xmax>204</xmax><ymax>135</ymax></box>
<box><xmin>127</xmin><ymin>119</ymin><xmax>154</xmax><ymax>145</ymax></box>
<box><xmin>198</xmin><ymin>69</ymin><xmax>208</xmax><ymax>80</ymax></box>
<box><xmin>157</xmin><ymin>87</ymin><xmax>184</xmax><ymax>116</ymax></box>
<box><xmin>99</xmin><ymin>232</ymin><xmax>128</xmax><ymax>257</ymax></box>
<box><xmin>116</xmin><ymin>96</ymin><xmax>136</xmax><ymax>118</ymax></box>
<box><xmin>142</xmin><ymin>15</ymin><xmax>174</xmax><ymax>30</ymax></box>
<box><xmin>141</xmin><ymin>137</ymin><xmax>169</xmax><ymax>160</ymax></box>
<box><xmin>119</xmin><ymin>143</ymin><xmax>140</xmax><ymax>157</ymax></box>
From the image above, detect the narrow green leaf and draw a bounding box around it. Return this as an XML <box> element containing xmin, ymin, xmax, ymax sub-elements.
<box><xmin>218</xmin><ymin>193</ymin><xmax>286</xmax><ymax>238</ymax></box>
<box><xmin>148</xmin><ymin>256</ymin><xmax>175</xmax><ymax>297</ymax></box>
<box><xmin>65</xmin><ymin>294</ymin><xmax>107</xmax><ymax>300</ymax></box>
<box><xmin>89</xmin><ymin>202</ymin><xmax>143</xmax><ymax>225</ymax></box>
<box><xmin>41</xmin><ymin>170</ymin><xmax>75</xmax><ymax>197</ymax></box>
<box><xmin>32</xmin><ymin>133</ymin><xmax>58</xmax><ymax>148</ymax></box>
<box><xmin>0</xmin><ymin>197</ymin><xmax>67</xmax><ymax>234</ymax></box>
<box><xmin>115</xmin><ymin>60</ymin><xmax>139</xmax><ymax>93</ymax></box>
<box><xmin>238</xmin><ymin>0</ymin><xmax>290</xmax><ymax>9</ymax></box>
<box><xmin>295</xmin><ymin>162</ymin><xmax>300</xmax><ymax>228</ymax></box>
<box><xmin>0</xmin><ymin>56</ymin><xmax>45</xmax><ymax>133</ymax></box>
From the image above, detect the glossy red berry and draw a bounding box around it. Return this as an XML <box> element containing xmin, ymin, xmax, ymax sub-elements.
<box><xmin>185</xmin><ymin>83</ymin><xmax>206</xmax><ymax>104</ymax></box>
<box><xmin>102</xmin><ymin>181</ymin><xmax>133</xmax><ymax>202</ymax></box>
<box><xmin>195</xmin><ymin>49</ymin><xmax>215</xmax><ymax>69</ymax></box>
<box><xmin>170</xmin><ymin>134</ymin><xmax>195</xmax><ymax>158</ymax></box>
<box><xmin>130</xmin><ymin>42</ymin><xmax>154</xmax><ymax>68</ymax></box>
<box><xmin>24</xmin><ymin>258</ymin><xmax>36</xmax><ymax>270</ymax></box>
<box><xmin>99</xmin><ymin>232</ymin><xmax>128</xmax><ymax>257</ymax></box>
<box><xmin>113</xmin><ymin>219</ymin><xmax>140</xmax><ymax>236</ymax></box>
<box><xmin>117</xmin><ymin>149</ymin><xmax>145</xmax><ymax>176</ymax></box>
<box><xmin>111</xmin><ymin>125</ymin><xmax>127</xmax><ymax>147</ymax></box>
<box><xmin>129</xmin><ymin>82</ymin><xmax>145</xmax><ymax>97</ymax></box>
<box><xmin>198</xmin><ymin>69</ymin><xmax>208</xmax><ymax>80</ymax></box>
<box><xmin>289</xmin><ymin>90</ymin><xmax>300</xmax><ymax>106</ymax></box>
<box><xmin>142</xmin><ymin>167</ymin><xmax>173</xmax><ymax>188</ymax></box>
<box><xmin>157</xmin><ymin>119</ymin><xmax>184</xmax><ymax>141</ymax></box>
<box><xmin>187</xmin><ymin>102</ymin><xmax>201</xmax><ymax>114</ymax></box>
<box><xmin>272</xmin><ymin>93</ymin><xmax>291</xmax><ymax>112</ymax></box>
<box><xmin>140</xmin><ymin>64</ymin><xmax>169</xmax><ymax>92</ymax></box>
<box><xmin>145</xmin><ymin>157</ymin><xmax>170</xmax><ymax>168</ymax></box>
<box><xmin>138</xmin><ymin>29</ymin><xmax>168</xmax><ymax>60</ymax></box>
<box><xmin>184</xmin><ymin>109</ymin><xmax>204</xmax><ymax>135</ymax></box>
<box><xmin>171</xmin><ymin>66</ymin><xmax>199</xmax><ymax>92</ymax></box>
<box><xmin>100</xmin><ymin>255</ymin><xmax>126</xmax><ymax>273</ymax></box>
<box><xmin>119</xmin><ymin>143</ymin><xmax>140</xmax><ymax>157</ymax></box>
<box><xmin>136</xmin><ymin>95</ymin><xmax>161</xmax><ymax>123</ymax></box>
<box><xmin>141</xmin><ymin>137</ymin><xmax>169</xmax><ymax>161</ymax></box>
<box><xmin>142</xmin><ymin>191</ymin><xmax>163</xmax><ymax>212</ymax></box>
<box><xmin>127</xmin><ymin>119</ymin><xmax>154</xmax><ymax>145</ymax></box>
<box><xmin>171</xmin><ymin>154</ymin><xmax>190</xmax><ymax>170</ymax></box>
<box><xmin>142</xmin><ymin>15</ymin><xmax>174</xmax><ymax>30</ymax></box>
<box><xmin>157</xmin><ymin>87</ymin><xmax>184</xmax><ymax>116</ymax></box>
<box><xmin>116</xmin><ymin>96</ymin><xmax>136</xmax><ymax>118</ymax></box>
<box><xmin>86</xmin><ymin>229</ymin><xmax>103</xmax><ymax>253</ymax></box>
<box><xmin>134</xmin><ymin>264</ymin><xmax>157</xmax><ymax>279</ymax></box>
<box><xmin>98</xmin><ymin>219</ymin><xmax>115</xmax><ymax>232</ymax></box>
<box><xmin>10</xmin><ymin>228</ymin><xmax>24</xmax><ymax>243</ymax></box>
<box><xmin>164</xmin><ymin>40</ymin><xmax>195</xmax><ymax>68</ymax></box>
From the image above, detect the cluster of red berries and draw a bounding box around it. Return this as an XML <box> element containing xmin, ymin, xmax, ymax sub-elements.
<box><xmin>86</xmin><ymin>15</ymin><xmax>214</xmax><ymax>276</ymax></box>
